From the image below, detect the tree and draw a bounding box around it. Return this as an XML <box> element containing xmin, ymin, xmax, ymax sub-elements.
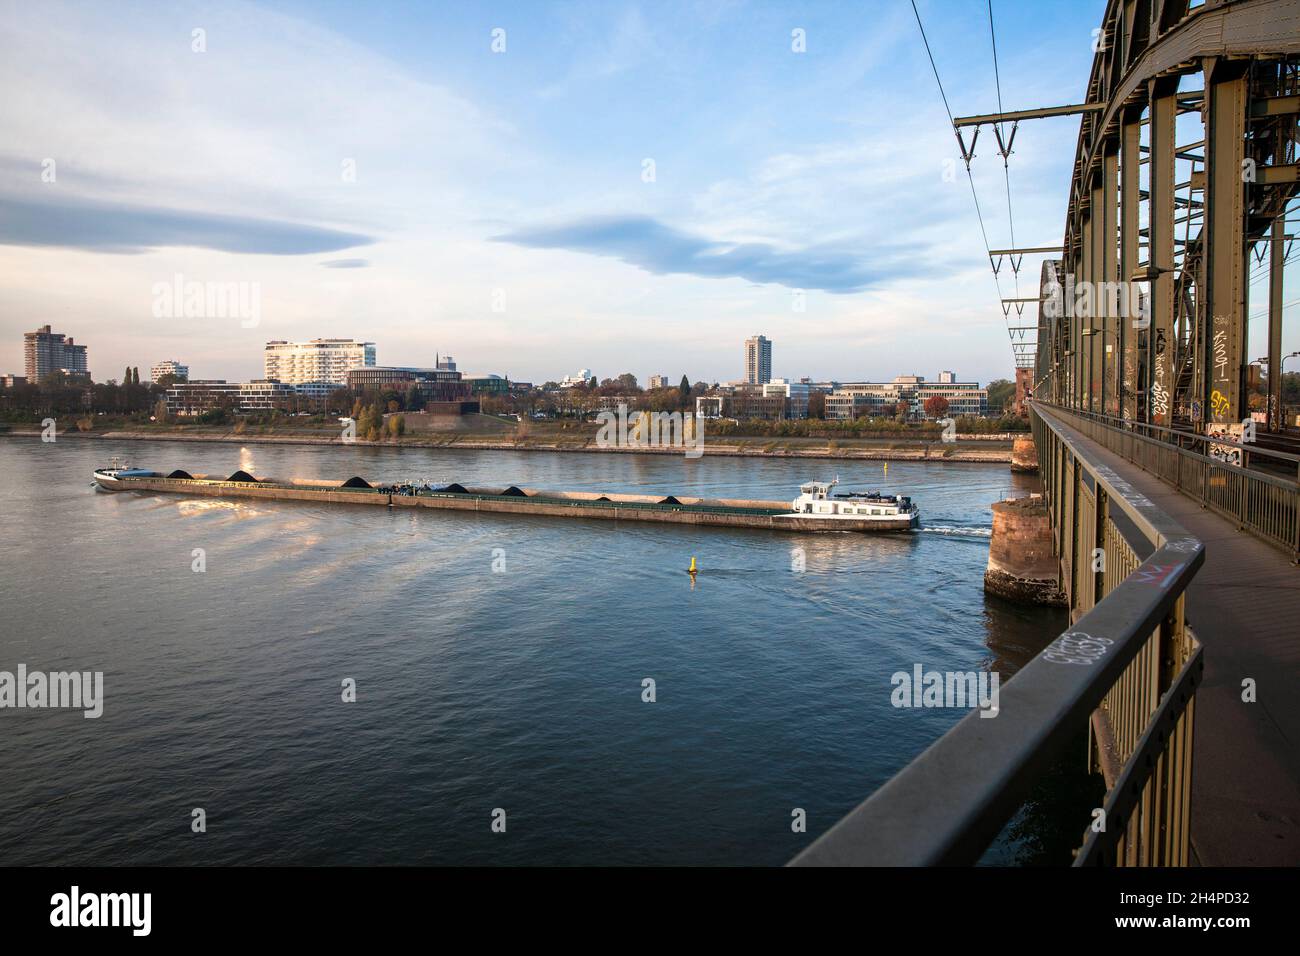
<box><xmin>616</xmin><ymin>372</ymin><xmax>639</xmax><ymax>392</ymax></box>
<box><xmin>923</xmin><ymin>395</ymin><xmax>949</xmax><ymax>419</ymax></box>
<box><xmin>132</xmin><ymin>367</ymin><xmax>140</xmax><ymax>385</ymax></box>
<box><xmin>678</xmin><ymin>375</ymin><xmax>691</xmax><ymax>397</ymax></box>
<box><xmin>808</xmin><ymin>390</ymin><xmax>826</xmax><ymax>419</ymax></box>
<box><xmin>986</xmin><ymin>378</ymin><xmax>1015</xmax><ymax>413</ymax></box>
<box><xmin>123</xmin><ymin>366</ymin><xmax>132</xmax><ymax>385</ymax></box>
<box><xmin>1283</xmin><ymin>371</ymin><xmax>1300</xmax><ymax>405</ymax></box>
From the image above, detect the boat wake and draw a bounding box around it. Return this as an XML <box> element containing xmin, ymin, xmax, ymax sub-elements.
<box><xmin>918</xmin><ymin>525</ymin><xmax>993</xmax><ymax>540</ymax></box>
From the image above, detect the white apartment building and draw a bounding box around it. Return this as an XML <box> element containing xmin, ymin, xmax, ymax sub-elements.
<box><xmin>744</xmin><ymin>335</ymin><xmax>772</xmax><ymax>385</ymax></box>
<box><xmin>150</xmin><ymin>360</ymin><xmax>189</xmax><ymax>382</ymax></box>
<box><xmin>648</xmin><ymin>374</ymin><xmax>668</xmax><ymax>390</ymax></box>
<box><xmin>263</xmin><ymin>339</ymin><xmax>376</xmax><ymax>385</ymax></box>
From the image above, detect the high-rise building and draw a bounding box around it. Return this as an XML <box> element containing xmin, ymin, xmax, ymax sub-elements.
<box><xmin>24</xmin><ymin>325</ymin><xmax>89</xmax><ymax>381</ymax></box>
<box><xmin>150</xmin><ymin>360</ymin><xmax>190</xmax><ymax>383</ymax></box>
<box><xmin>436</xmin><ymin>354</ymin><xmax>457</xmax><ymax>372</ymax></box>
<box><xmin>938</xmin><ymin>370</ymin><xmax>956</xmax><ymax>384</ymax></box>
<box><xmin>744</xmin><ymin>335</ymin><xmax>772</xmax><ymax>385</ymax></box>
<box><xmin>648</xmin><ymin>374</ymin><xmax>667</xmax><ymax>390</ymax></box>
<box><xmin>263</xmin><ymin>339</ymin><xmax>375</xmax><ymax>385</ymax></box>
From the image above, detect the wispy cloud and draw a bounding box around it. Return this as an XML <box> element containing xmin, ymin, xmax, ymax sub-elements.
<box><xmin>0</xmin><ymin>195</ymin><xmax>372</xmax><ymax>255</ymax></box>
<box><xmin>494</xmin><ymin>214</ymin><xmax>914</xmax><ymax>293</ymax></box>
<box><xmin>536</xmin><ymin>5</ymin><xmax>664</xmax><ymax>99</ymax></box>
<box><xmin>320</xmin><ymin>258</ymin><xmax>370</xmax><ymax>269</ymax></box>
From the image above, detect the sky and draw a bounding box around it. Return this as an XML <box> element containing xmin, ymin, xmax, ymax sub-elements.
<box><xmin>0</xmin><ymin>0</ymin><xmax>1109</xmax><ymax>386</ymax></box>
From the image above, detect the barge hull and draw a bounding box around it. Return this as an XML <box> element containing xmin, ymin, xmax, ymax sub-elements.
<box><xmin>109</xmin><ymin>476</ymin><xmax>917</xmax><ymax>533</ymax></box>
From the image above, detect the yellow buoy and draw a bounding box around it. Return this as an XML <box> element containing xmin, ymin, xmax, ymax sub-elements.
<box><xmin>884</xmin><ymin>462</ymin><xmax>889</xmax><ymax>476</ymax></box>
<box><xmin>688</xmin><ymin>556</ymin><xmax>697</xmax><ymax>573</ymax></box>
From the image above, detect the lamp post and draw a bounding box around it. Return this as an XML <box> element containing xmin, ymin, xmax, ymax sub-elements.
<box><xmin>1282</xmin><ymin>351</ymin><xmax>1300</xmax><ymax>430</ymax></box>
<box><xmin>1081</xmin><ymin>327</ymin><xmax>1121</xmax><ymax>419</ymax></box>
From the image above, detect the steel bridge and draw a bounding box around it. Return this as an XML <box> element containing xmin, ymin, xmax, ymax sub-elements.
<box><xmin>795</xmin><ymin>0</ymin><xmax>1300</xmax><ymax>866</ymax></box>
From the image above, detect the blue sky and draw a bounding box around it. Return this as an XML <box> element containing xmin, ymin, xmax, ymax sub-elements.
<box><xmin>0</xmin><ymin>0</ymin><xmax>1106</xmax><ymax>385</ymax></box>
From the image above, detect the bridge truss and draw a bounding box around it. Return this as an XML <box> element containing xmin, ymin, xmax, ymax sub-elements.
<box><xmin>1034</xmin><ymin>0</ymin><xmax>1300</xmax><ymax>441</ymax></box>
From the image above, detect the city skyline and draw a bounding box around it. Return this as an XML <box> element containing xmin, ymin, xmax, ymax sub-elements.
<box><xmin>8</xmin><ymin>321</ymin><xmax>1003</xmax><ymax>392</ymax></box>
<box><xmin>0</xmin><ymin>0</ymin><xmax>1106</xmax><ymax>386</ymax></box>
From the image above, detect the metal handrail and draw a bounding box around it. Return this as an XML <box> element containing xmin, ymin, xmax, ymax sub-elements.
<box><xmin>1046</xmin><ymin>404</ymin><xmax>1300</xmax><ymax>478</ymax></box>
<box><xmin>1076</xmin><ymin>641</ymin><xmax>1204</xmax><ymax>865</ymax></box>
<box><xmin>1037</xmin><ymin>402</ymin><xmax>1300</xmax><ymax>557</ymax></box>
<box><xmin>790</xmin><ymin>404</ymin><xmax>1204</xmax><ymax>866</ymax></box>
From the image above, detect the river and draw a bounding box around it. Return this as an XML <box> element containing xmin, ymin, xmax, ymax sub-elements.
<box><xmin>0</xmin><ymin>436</ymin><xmax>1085</xmax><ymax>865</ymax></box>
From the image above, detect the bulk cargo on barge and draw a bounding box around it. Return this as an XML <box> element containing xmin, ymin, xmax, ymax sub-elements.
<box><xmin>92</xmin><ymin>461</ymin><xmax>920</xmax><ymax>533</ymax></box>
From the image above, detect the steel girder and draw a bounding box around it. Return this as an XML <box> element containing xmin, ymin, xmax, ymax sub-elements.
<box><xmin>1042</xmin><ymin>0</ymin><xmax>1300</xmax><ymax>435</ymax></box>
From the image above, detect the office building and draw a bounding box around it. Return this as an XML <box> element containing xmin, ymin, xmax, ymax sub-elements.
<box><xmin>463</xmin><ymin>374</ymin><xmax>510</xmax><ymax>396</ymax></box>
<box><xmin>164</xmin><ymin>378</ymin><xmax>337</xmax><ymax>416</ymax></box>
<box><xmin>721</xmin><ymin>382</ymin><xmax>788</xmax><ymax>420</ymax></box>
<box><xmin>293</xmin><ymin>381</ymin><xmax>341</xmax><ymax>403</ymax></box>
<box><xmin>763</xmin><ymin>378</ymin><xmax>811</xmax><ymax>419</ymax></box>
<box><xmin>164</xmin><ymin>380</ymin><xmax>243</xmax><ymax>416</ymax></box>
<box><xmin>264</xmin><ymin>339</ymin><xmax>375</xmax><ymax>385</ymax></box>
<box><xmin>346</xmin><ymin>366</ymin><xmax>472</xmax><ymax>403</ymax></box>
<box><xmin>825</xmin><ymin>375</ymin><xmax>988</xmax><ymax>420</ymax></box>
<box><xmin>238</xmin><ymin>379</ymin><xmax>298</xmax><ymax>411</ymax></box>
<box><xmin>914</xmin><ymin>380</ymin><xmax>988</xmax><ymax>417</ymax></box>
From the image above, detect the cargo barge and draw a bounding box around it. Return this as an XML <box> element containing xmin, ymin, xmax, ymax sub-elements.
<box><xmin>92</xmin><ymin>461</ymin><xmax>919</xmax><ymax>533</ymax></box>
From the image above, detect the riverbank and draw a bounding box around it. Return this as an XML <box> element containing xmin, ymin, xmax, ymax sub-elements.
<box><xmin>1</xmin><ymin>427</ymin><xmax>1013</xmax><ymax>462</ymax></box>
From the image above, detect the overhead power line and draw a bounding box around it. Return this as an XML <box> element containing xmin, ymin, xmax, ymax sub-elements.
<box><xmin>911</xmin><ymin>0</ymin><xmax>1029</xmax><ymax>364</ymax></box>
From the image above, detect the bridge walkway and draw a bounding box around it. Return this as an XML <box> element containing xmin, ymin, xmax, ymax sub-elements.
<box><xmin>1052</xmin><ymin>415</ymin><xmax>1300</xmax><ymax>865</ymax></box>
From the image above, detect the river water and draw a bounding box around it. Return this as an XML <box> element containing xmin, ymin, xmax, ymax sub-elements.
<box><xmin>0</xmin><ymin>437</ymin><xmax>1082</xmax><ymax>865</ymax></box>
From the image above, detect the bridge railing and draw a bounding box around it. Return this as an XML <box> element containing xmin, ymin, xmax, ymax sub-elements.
<box><xmin>1042</xmin><ymin>405</ymin><xmax>1300</xmax><ymax>559</ymax></box>
<box><xmin>791</xmin><ymin>403</ymin><xmax>1203</xmax><ymax>866</ymax></box>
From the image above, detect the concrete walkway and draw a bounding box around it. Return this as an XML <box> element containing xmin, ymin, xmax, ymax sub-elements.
<box><xmin>1058</xmin><ymin>421</ymin><xmax>1300</xmax><ymax>865</ymax></box>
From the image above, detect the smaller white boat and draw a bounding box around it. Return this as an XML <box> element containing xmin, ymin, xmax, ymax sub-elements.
<box><xmin>93</xmin><ymin>457</ymin><xmax>159</xmax><ymax>490</ymax></box>
<box><xmin>785</xmin><ymin>478</ymin><xmax>919</xmax><ymax>530</ymax></box>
